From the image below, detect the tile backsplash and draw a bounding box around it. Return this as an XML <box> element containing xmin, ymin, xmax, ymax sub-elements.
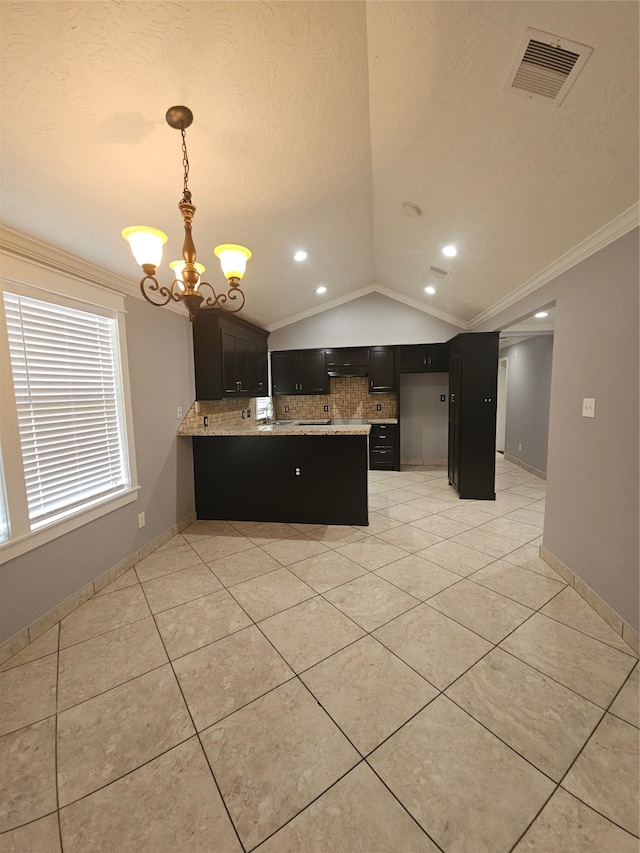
<box><xmin>178</xmin><ymin>398</ymin><xmax>258</xmax><ymax>433</ymax></box>
<box><xmin>274</xmin><ymin>376</ymin><xmax>397</xmax><ymax>420</ymax></box>
<box><xmin>178</xmin><ymin>377</ymin><xmax>397</xmax><ymax>433</ymax></box>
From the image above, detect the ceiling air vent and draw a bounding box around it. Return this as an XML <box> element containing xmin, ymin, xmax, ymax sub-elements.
<box><xmin>427</xmin><ymin>265</ymin><xmax>451</xmax><ymax>286</ymax></box>
<box><xmin>505</xmin><ymin>28</ymin><xmax>593</xmax><ymax>106</ymax></box>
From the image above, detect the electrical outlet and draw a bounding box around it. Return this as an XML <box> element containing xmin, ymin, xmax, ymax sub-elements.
<box><xmin>284</xmin><ymin>405</ymin><xmax>289</xmax><ymax>412</ymax></box>
<box><xmin>177</xmin><ymin>406</ymin><xmax>183</xmax><ymax>419</ymax></box>
<box><xmin>137</xmin><ymin>512</ymin><xmax>145</xmax><ymax>528</ymax></box>
<box><xmin>518</xmin><ymin>443</ymin><xmax>522</xmax><ymax>451</ymax></box>
<box><xmin>241</xmin><ymin>410</ymin><xmax>246</xmax><ymax>419</ymax></box>
<box><xmin>324</xmin><ymin>405</ymin><xmax>329</xmax><ymax>413</ymax></box>
<box><xmin>203</xmin><ymin>416</ymin><xmax>208</xmax><ymax>428</ymax></box>
<box><xmin>247</xmin><ymin>408</ymin><xmax>251</xmax><ymax>418</ymax></box>
<box><xmin>440</xmin><ymin>395</ymin><xmax>446</xmax><ymax>402</ymax></box>
<box><xmin>376</xmin><ymin>403</ymin><xmax>382</xmax><ymax>411</ymax></box>
<box><xmin>582</xmin><ymin>398</ymin><xmax>596</xmax><ymax>418</ymax></box>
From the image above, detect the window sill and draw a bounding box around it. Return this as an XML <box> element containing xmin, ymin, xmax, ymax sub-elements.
<box><xmin>0</xmin><ymin>487</ymin><xmax>141</xmax><ymax>564</ymax></box>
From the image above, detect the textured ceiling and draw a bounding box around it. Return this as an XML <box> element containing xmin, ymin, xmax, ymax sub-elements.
<box><xmin>1</xmin><ymin>1</ymin><xmax>638</xmax><ymax>330</ymax></box>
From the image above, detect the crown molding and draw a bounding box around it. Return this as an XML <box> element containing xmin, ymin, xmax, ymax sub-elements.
<box><xmin>469</xmin><ymin>202</ymin><xmax>640</xmax><ymax>329</ymax></box>
<box><xmin>265</xmin><ymin>283</ymin><xmax>468</xmax><ymax>333</ymax></box>
<box><xmin>0</xmin><ymin>226</ymin><xmax>188</xmax><ymax>317</ymax></box>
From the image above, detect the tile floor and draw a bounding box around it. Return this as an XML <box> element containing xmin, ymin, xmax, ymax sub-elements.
<box><xmin>1</xmin><ymin>457</ymin><xmax>638</xmax><ymax>852</ymax></box>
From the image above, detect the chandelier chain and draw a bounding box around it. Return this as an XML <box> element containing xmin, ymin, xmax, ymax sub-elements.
<box><xmin>181</xmin><ymin>126</ymin><xmax>192</xmax><ymax>204</ymax></box>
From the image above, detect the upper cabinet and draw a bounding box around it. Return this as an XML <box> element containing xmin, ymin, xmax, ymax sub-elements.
<box><xmin>193</xmin><ymin>309</ymin><xmax>269</xmax><ymax>399</ymax></box>
<box><xmin>368</xmin><ymin>346</ymin><xmax>396</xmax><ymax>392</ymax></box>
<box><xmin>271</xmin><ymin>349</ymin><xmax>329</xmax><ymax>396</ymax></box>
<box><xmin>398</xmin><ymin>343</ymin><xmax>449</xmax><ymax>373</ymax></box>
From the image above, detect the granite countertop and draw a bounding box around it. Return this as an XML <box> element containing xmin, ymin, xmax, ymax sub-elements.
<box><xmin>178</xmin><ymin>418</ymin><xmax>397</xmax><ymax>437</ymax></box>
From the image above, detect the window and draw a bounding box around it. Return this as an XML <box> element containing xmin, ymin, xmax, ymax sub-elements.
<box><xmin>255</xmin><ymin>396</ymin><xmax>273</xmax><ymax>421</ymax></box>
<box><xmin>0</xmin><ymin>274</ymin><xmax>138</xmax><ymax>562</ymax></box>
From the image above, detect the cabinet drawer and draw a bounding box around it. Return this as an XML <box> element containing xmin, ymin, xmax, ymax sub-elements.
<box><xmin>369</xmin><ymin>449</ymin><xmax>396</xmax><ymax>470</ymax></box>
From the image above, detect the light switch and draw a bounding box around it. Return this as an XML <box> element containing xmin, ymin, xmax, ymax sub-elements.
<box><xmin>582</xmin><ymin>398</ymin><xmax>596</xmax><ymax>418</ymax></box>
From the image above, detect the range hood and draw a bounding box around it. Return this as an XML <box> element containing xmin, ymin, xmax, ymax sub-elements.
<box><xmin>327</xmin><ymin>364</ymin><xmax>369</xmax><ymax>378</ymax></box>
<box><xmin>325</xmin><ymin>347</ymin><xmax>369</xmax><ymax>378</ymax></box>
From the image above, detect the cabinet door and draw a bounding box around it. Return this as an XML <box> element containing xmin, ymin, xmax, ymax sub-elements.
<box><xmin>249</xmin><ymin>339</ymin><xmax>268</xmax><ymax>397</ymax></box>
<box><xmin>398</xmin><ymin>345</ymin><xmax>426</xmax><ymax>373</ymax></box>
<box><xmin>369</xmin><ymin>346</ymin><xmax>396</xmax><ymax>392</ymax></box>
<box><xmin>221</xmin><ymin>327</ymin><xmax>239</xmax><ymax>395</ymax></box>
<box><xmin>448</xmin><ymin>352</ymin><xmax>462</xmax><ymax>488</ymax></box>
<box><xmin>425</xmin><ymin>343</ymin><xmax>449</xmax><ymax>373</ymax></box>
<box><xmin>271</xmin><ymin>351</ymin><xmax>298</xmax><ymax>395</ymax></box>
<box><xmin>235</xmin><ymin>333</ymin><xmax>251</xmax><ymax>395</ymax></box>
<box><xmin>298</xmin><ymin>350</ymin><xmax>328</xmax><ymax>394</ymax></box>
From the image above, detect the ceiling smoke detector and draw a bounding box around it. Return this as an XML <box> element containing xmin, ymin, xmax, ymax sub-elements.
<box><xmin>402</xmin><ymin>201</ymin><xmax>423</xmax><ymax>218</ymax></box>
<box><xmin>505</xmin><ymin>28</ymin><xmax>593</xmax><ymax>106</ymax></box>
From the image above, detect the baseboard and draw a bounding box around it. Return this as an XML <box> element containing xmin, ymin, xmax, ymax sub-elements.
<box><xmin>504</xmin><ymin>454</ymin><xmax>547</xmax><ymax>480</ymax></box>
<box><xmin>540</xmin><ymin>545</ymin><xmax>639</xmax><ymax>655</ymax></box>
<box><xmin>0</xmin><ymin>511</ymin><xmax>197</xmax><ymax>666</ymax></box>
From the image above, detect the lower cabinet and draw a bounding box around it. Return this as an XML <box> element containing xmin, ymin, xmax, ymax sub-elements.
<box><xmin>369</xmin><ymin>423</ymin><xmax>399</xmax><ymax>471</ymax></box>
<box><xmin>193</xmin><ymin>435</ymin><xmax>369</xmax><ymax>525</ymax></box>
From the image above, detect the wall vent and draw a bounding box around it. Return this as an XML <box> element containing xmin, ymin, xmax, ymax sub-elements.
<box><xmin>505</xmin><ymin>28</ymin><xmax>593</xmax><ymax>106</ymax></box>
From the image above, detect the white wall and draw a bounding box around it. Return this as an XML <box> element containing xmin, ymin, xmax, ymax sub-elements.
<box><xmin>1</xmin><ymin>294</ymin><xmax>196</xmax><ymax>643</ymax></box>
<box><xmin>400</xmin><ymin>374</ymin><xmax>449</xmax><ymax>465</ymax></box>
<box><xmin>268</xmin><ymin>291</ymin><xmax>463</xmax><ymax>350</ymax></box>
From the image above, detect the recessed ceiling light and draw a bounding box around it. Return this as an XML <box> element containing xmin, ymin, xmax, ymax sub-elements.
<box><xmin>315</xmin><ymin>286</ymin><xmax>327</xmax><ymax>295</ymax></box>
<box><xmin>442</xmin><ymin>245</ymin><xmax>457</xmax><ymax>257</ymax></box>
<box><xmin>425</xmin><ymin>286</ymin><xmax>436</xmax><ymax>295</ymax></box>
<box><xmin>293</xmin><ymin>250</ymin><xmax>308</xmax><ymax>262</ymax></box>
<box><xmin>535</xmin><ymin>311</ymin><xmax>549</xmax><ymax>318</ymax></box>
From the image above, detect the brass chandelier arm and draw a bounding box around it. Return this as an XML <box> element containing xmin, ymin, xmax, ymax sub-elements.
<box><xmin>140</xmin><ymin>275</ymin><xmax>183</xmax><ymax>307</ymax></box>
<box><xmin>198</xmin><ymin>280</ymin><xmax>246</xmax><ymax>313</ymax></box>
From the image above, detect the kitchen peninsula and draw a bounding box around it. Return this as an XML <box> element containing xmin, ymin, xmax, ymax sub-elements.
<box><xmin>179</xmin><ymin>419</ymin><xmax>375</xmax><ymax>526</ymax></box>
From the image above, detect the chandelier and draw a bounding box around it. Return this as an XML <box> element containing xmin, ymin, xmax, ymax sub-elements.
<box><xmin>122</xmin><ymin>106</ymin><xmax>251</xmax><ymax>322</ymax></box>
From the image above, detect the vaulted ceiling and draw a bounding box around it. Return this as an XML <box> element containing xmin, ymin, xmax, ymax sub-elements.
<box><xmin>1</xmin><ymin>1</ymin><xmax>638</xmax><ymax>330</ymax></box>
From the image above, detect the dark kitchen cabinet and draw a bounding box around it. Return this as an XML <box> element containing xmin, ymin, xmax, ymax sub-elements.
<box><xmin>271</xmin><ymin>349</ymin><xmax>328</xmax><ymax>396</ymax></box>
<box><xmin>193</xmin><ymin>309</ymin><xmax>269</xmax><ymax>399</ymax></box>
<box><xmin>193</xmin><ymin>434</ymin><xmax>368</xmax><ymax>525</ymax></box>
<box><xmin>369</xmin><ymin>423</ymin><xmax>399</xmax><ymax>470</ymax></box>
<box><xmin>447</xmin><ymin>332</ymin><xmax>499</xmax><ymax>499</ymax></box>
<box><xmin>369</xmin><ymin>346</ymin><xmax>396</xmax><ymax>393</ymax></box>
<box><xmin>398</xmin><ymin>343</ymin><xmax>449</xmax><ymax>373</ymax></box>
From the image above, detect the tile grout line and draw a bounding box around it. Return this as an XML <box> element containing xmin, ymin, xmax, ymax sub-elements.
<box><xmin>137</xmin><ymin>572</ymin><xmax>250</xmax><ymax>853</ymax></box>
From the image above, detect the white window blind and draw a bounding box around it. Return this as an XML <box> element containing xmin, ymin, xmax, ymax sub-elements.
<box><xmin>3</xmin><ymin>291</ymin><xmax>130</xmax><ymax>530</ymax></box>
